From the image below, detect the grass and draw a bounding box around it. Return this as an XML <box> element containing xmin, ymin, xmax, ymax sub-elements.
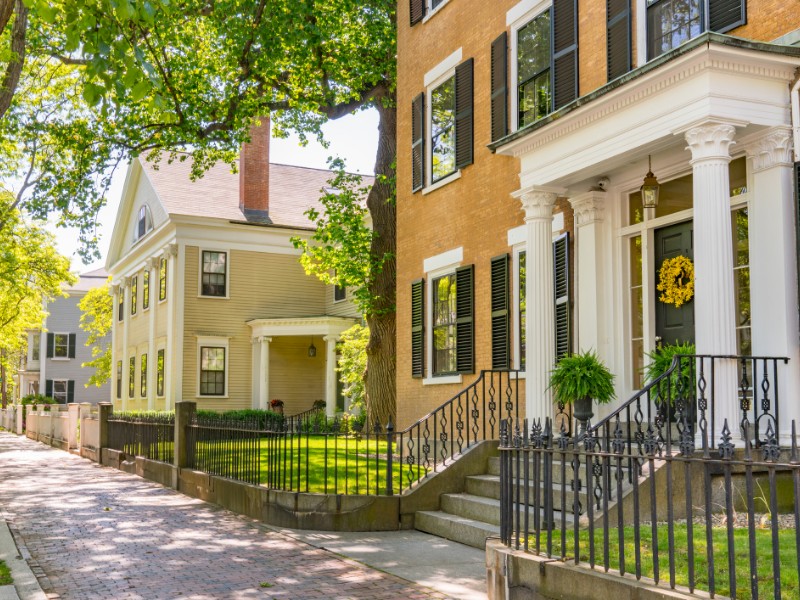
<box><xmin>0</xmin><ymin>559</ymin><xmax>12</xmax><ymax>586</ymax></box>
<box><xmin>520</xmin><ymin>522</ymin><xmax>797</xmax><ymax>598</ymax></box>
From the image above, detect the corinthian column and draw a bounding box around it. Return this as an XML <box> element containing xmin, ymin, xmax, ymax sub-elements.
<box><xmin>514</xmin><ymin>186</ymin><xmax>564</xmax><ymax>422</ymax></box>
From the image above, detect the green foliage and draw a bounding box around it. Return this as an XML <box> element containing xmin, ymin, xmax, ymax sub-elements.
<box><xmin>549</xmin><ymin>350</ymin><xmax>616</xmax><ymax>405</ymax></box>
<box><xmin>335</xmin><ymin>323</ymin><xmax>369</xmax><ymax>415</ymax></box>
<box><xmin>78</xmin><ymin>279</ymin><xmax>112</xmax><ymax>387</ymax></box>
<box><xmin>20</xmin><ymin>393</ymin><xmax>56</xmax><ymax>406</ymax></box>
<box><xmin>643</xmin><ymin>341</ymin><xmax>696</xmax><ymax>405</ymax></box>
<box><xmin>0</xmin><ymin>559</ymin><xmax>11</xmax><ymax>586</ymax></box>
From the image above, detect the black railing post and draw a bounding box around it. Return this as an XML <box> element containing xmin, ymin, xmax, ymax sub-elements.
<box><xmin>385</xmin><ymin>420</ymin><xmax>394</xmax><ymax>496</ymax></box>
<box><xmin>174</xmin><ymin>401</ymin><xmax>196</xmax><ymax>471</ymax></box>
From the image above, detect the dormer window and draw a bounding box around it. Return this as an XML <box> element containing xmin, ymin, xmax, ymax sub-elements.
<box><xmin>136</xmin><ymin>205</ymin><xmax>153</xmax><ymax>241</ymax></box>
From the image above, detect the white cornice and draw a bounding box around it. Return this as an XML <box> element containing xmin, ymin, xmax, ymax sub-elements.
<box><xmin>247</xmin><ymin>316</ymin><xmax>358</xmax><ymax>338</ymax></box>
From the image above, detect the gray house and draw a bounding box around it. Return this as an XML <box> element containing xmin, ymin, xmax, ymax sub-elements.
<box><xmin>17</xmin><ymin>268</ymin><xmax>111</xmax><ymax>404</ymax></box>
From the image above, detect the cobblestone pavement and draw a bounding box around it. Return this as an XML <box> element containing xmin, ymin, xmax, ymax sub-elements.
<box><xmin>0</xmin><ymin>433</ymin><xmax>452</xmax><ymax>600</ymax></box>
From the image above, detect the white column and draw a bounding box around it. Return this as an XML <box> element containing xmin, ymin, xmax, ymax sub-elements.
<box><xmin>164</xmin><ymin>244</ymin><xmax>178</xmax><ymax>410</ymax></box>
<box><xmin>259</xmin><ymin>336</ymin><xmax>271</xmax><ymax>411</ymax></box>
<box><xmin>146</xmin><ymin>258</ymin><xmax>158</xmax><ymax>411</ymax></box>
<box><xmin>121</xmin><ymin>277</ymin><xmax>131</xmax><ymax>411</ymax></box>
<box><xmin>515</xmin><ymin>186</ymin><xmax>563</xmax><ymax>421</ymax></box>
<box><xmin>110</xmin><ymin>284</ymin><xmax>119</xmax><ymax>404</ymax></box>
<box><xmin>685</xmin><ymin>123</ymin><xmax>739</xmax><ymax>441</ymax></box>
<box><xmin>323</xmin><ymin>335</ymin><xmax>340</xmax><ymax>418</ymax></box>
<box><xmin>746</xmin><ymin>127</ymin><xmax>800</xmax><ymax>441</ymax></box>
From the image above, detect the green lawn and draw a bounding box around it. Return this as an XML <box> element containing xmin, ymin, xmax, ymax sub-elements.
<box><xmin>521</xmin><ymin>523</ymin><xmax>797</xmax><ymax>598</ymax></box>
<box><xmin>0</xmin><ymin>559</ymin><xmax>11</xmax><ymax>586</ymax></box>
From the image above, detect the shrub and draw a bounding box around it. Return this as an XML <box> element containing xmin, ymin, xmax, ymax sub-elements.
<box><xmin>20</xmin><ymin>394</ymin><xmax>57</xmax><ymax>406</ymax></box>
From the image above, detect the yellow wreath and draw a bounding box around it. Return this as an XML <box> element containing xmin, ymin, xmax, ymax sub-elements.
<box><xmin>657</xmin><ymin>255</ymin><xmax>694</xmax><ymax>308</ymax></box>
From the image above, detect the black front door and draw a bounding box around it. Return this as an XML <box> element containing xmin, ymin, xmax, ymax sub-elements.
<box><xmin>654</xmin><ymin>221</ymin><xmax>694</xmax><ymax>347</ymax></box>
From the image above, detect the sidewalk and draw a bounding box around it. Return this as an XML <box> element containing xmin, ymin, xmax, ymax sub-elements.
<box><xmin>0</xmin><ymin>508</ymin><xmax>45</xmax><ymax>600</ymax></box>
<box><xmin>0</xmin><ymin>432</ymin><xmax>486</xmax><ymax>599</ymax></box>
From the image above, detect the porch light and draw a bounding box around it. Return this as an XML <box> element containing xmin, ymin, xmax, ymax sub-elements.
<box><xmin>308</xmin><ymin>337</ymin><xmax>317</xmax><ymax>358</ymax></box>
<box><xmin>640</xmin><ymin>155</ymin><xmax>660</xmax><ymax>209</ymax></box>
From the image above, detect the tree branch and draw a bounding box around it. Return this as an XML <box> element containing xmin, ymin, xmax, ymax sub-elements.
<box><xmin>0</xmin><ymin>0</ymin><xmax>28</xmax><ymax>120</ymax></box>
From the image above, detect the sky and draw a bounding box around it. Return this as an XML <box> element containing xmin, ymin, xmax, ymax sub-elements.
<box><xmin>51</xmin><ymin>109</ymin><xmax>380</xmax><ymax>273</ymax></box>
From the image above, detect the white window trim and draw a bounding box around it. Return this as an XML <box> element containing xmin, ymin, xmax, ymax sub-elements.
<box><xmin>158</xmin><ymin>257</ymin><xmax>168</xmax><ymax>304</ymax></box>
<box><xmin>133</xmin><ymin>204</ymin><xmax>154</xmax><ymax>244</ymax></box>
<box><xmin>196</xmin><ymin>336</ymin><xmax>230</xmax><ymax>398</ymax></box>
<box><xmin>29</xmin><ymin>331</ymin><xmax>41</xmax><ymax>364</ymax></box>
<box><xmin>421</xmin><ymin>0</ymin><xmax>452</xmax><ymax>24</ymax></box>
<box><xmin>508</xmin><ymin>0</ymin><xmax>553</xmax><ymax>132</ymax></box>
<box><xmin>423</xmin><ymin>247</ymin><xmax>464</xmax><ymax>386</ymax></box>
<box><xmin>198</xmin><ymin>248</ymin><xmax>231</xmax><ymax>300</ymax></box>
<box><xmin>52</xmin><ymin>379</ymin><xmax>69</xmax><ymax>403</ymax></box>
<box><xmin>142</xmin><ymin>270</ymin><xmax>151</xmax><ymax>312</ymax></box>
<box><xmin>51</xmin><ymin>332</ymin><xmax>71</xmax><ymax>361</ymax></box>
<box><xmin>424</xmin><ymin>48</ymin><xmax>463</xmax><ymax>191</ymax></box>
<box><xmin>156</xmin><ymin>345</ymin><xmax>166</xmax><ymax>398</ymax></box>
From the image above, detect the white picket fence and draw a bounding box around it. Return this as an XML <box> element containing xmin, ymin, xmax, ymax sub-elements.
<box><xmin>1</xmin><ymin>403</ymin><xmax>99</xmax><ymax>456</ymax></box>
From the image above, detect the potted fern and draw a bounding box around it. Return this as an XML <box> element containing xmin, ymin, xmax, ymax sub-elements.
<box><xmin>643</xmin><ymin>341</ymin><xmax>695</xmax><ymax>420</ymax></box>
<box><xmin>549</xmin><ymin>350</ymin><xmax>616</xmax><ymax>424</ymax></box>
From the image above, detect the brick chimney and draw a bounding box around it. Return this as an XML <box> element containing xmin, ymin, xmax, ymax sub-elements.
<box><xmin>239</xmin><ymin>115</ymin><xmax>272</xmax><ymax>223</ymax></box>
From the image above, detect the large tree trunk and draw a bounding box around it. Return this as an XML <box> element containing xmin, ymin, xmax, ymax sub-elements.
<box><xmin>0</xmin><ymin>0</ymin><xmax>27</xmax><ymax>121</ymax></box>
<box><xmin>364</xmin><ymin>99</ymin><xmax>397</xmax><ymax>430</ymax></box>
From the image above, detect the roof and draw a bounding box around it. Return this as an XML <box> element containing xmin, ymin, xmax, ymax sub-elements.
<box><xmin>140</xmin><ymin>156</ymin><xmax>374</xmax><ymax>229</ymax></box>
<box><xmin>67</xmin><ymin>268</ymin><xmax>109</xmax><ymax>293</ymax></box>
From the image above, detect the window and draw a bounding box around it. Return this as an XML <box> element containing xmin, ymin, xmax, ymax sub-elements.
<box><xmin>518</xmin><ymin>251</ymin><xmax>527</xmax><ymax>370</ymax></box>
<box><xmin>430</xmin><ymin>76</ymin><xmax>456</xmax><ymax>184</ymax></box>
<box><xmin>48</xmin><ymin>333</ymin><xmax>75</xmax><ymax>359</ymax></box>
<box><xmin>118</xmin><ymin>288</ymin><xmax>124</xmax><ymax>321</ymax></box>
<box><xmin>159</xmin><ymin>258</ymin><xmax>167</xmax><ymax>301</ymax></box>
<box><xmin>157</xmin><ymin>349</ymin><xmax>165</xmax><ymax>397</ymax></box>
<box><xmin>433</xmin><ymin>274</ymin><xmax>457</xmax><ymax>375</ymax></box>
<box><xmin>409</xmin><ymin>0</ymin><xmax>450</xmax><ymax>25</ymax></box>
<box><xmin>200</xmin><ymin>347</ymin><xmax>226</xmax><ymax>396</ymax></box>
<box><xmin>629</xmin><ymin>236</ymin><xmax>644</xmax><ymax>388</ymax></box>
<box><xmin>140</xmin><ymin>353</ymin><xmax>148</xmax><ymax>397</ymax></box>
<box><xmin>130</xmin><ymin>275</ymin><xmax>138</xmax><ymax>315</ymax></box>
<box><xmin>334</xmin><ymin>285</ymin><xmax>347</xmax><ymax>302</ymax></box>
<box><xmin>517</xmin><ymin>11</ymin><xmax>551</xmax><ymax>128</ymax></box>
<box><xmin>116</xmin><ymin>361</ymin><xmax>122</xmax><ymax>399</ymax></box>
<box><xmin>143</xmin><ymin>271</ymin><xmax>150</xmax><ymax>310</ymax></box>
<box><xmin>52</xmin><ymin>380</ymin><xmax>69</xmax><ymax>404</ymax></box>
<box><xmin>732</xmin><ymin>207</ymin><xmax>750</xmax><ymax>355</ymax></box>
<box><xmin>135</xmin><ymin>205</ymin><xmax>153</xmax><ymax>240</ymax></box>
<box><xmin>201</xmin><ymin>251</ymin><xmax>227</xmax><ymax>297</ymax></box>
<box><xmin>31</xmin><ymin>335</ymin><xmax>40</xmax><ymax>361</ymax></box>
<box><xmin>129</xmin><ymin>357</ymin><xmax>135</xmax><ymax>398</ymax></box>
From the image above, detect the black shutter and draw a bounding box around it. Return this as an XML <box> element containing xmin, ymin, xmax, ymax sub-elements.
<box><xmin>410</xmin><ymin>0</ymin><xmax>425</xmax><ymax>26</ymax></box>
<box><xmin>606</xmin><ymin>0</ymin><xmax>630</xmax><ymax>81</ymax></box>
<box><xmin>67</xmin><ymin>380</ymin><xmax>75</xmax><ymax>404</ymax></box>
<box><xmin>45</xmin><ymin>379</ymin><xmax>53</xmax><ymax>399</ymax></box>
<box><xmin>708</xmin><ymin>0</ymin><xmax>746</xmax><ymax>34</ymax></box>
<box><xmin>411</xmin><ymin>279</ymin><xmax>425</xmax><ymax>378</ymax></box>
<box><xmin>68</xmin><ymin>333</ymin><xmax>76</xmax><ymax>359</ymax></box>
<box><xmin>552</xmin><ymin>0</ymin><xmax>579</xmax><ymax>110</ymax></box>
<box><xmin>46</xmin><ymin>333</ymin><xmax>54</xmax><ymax>358</ymax></box>
<box><xmin>455</xmin><ymin>265</ymin><xmax>475</xmax><ymax>374</ymax></box>
<box><xmin>553</xmin><ymin>233</ymin><xmax>571</xmax><ymax>359</ymax></box>
<box><xmin>491</xmin><ymin>32</ymin><xmax>508</xmax><ymax>142</ymax></box>
<box><xmin>491</xmin><ymin>254</ymin><xmax>510</xmax><ymax>369</ymax></box>
<box><xmin>411</xmin><ymin>93</ymin><xmax>425</xmax><ymax>192</ymax></box>
<box><xmin>454</xmin><ymin>58</ymin><xmax>474</xmax><ymax>170</ymax></box>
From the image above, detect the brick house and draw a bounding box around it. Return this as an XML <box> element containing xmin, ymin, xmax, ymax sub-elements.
<box><xmin>105</xmin><ymin>120</ymin><xmax>365</xmax><ymax>415</ymax></box>
<box><xmin>396</xmin><ymin>0</ymin><xmax>800</xmax><ymax>442</ymax></box>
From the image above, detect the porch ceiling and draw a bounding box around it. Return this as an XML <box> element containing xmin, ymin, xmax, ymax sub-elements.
<box><xmin>247</xmin><ymin>315</ymin><xmax>358</xmax><ymax>338</ymax></box>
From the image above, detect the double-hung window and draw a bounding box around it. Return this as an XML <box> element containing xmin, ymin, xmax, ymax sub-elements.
<box><xmin>159</xmin><ymin>258</ymin><xmax>167</xmax><ymax>301</ymax></box>
<box><xmin>131</xmin><ymin>275</ymin><xmax>138</xmax><ymax>315</ymax></box>
<box><xmin>129</xmin><ymin>357</ymin><xmax>135</xmax><ymax>398</ymax></box>
<box><xmin>143</xmin><ymin>271</ymin><xmax>150</xmax><ymax>310</ymax></box>
<box><xmin>116</xmin><ymin>361</ymin><xmax>122</xmax><ymax>399</ymax></box>
<box><xmin>517</xmin><ymin>11</ymin><xmax>551</xmax><ymax>128</ymax></box>
<box><xmin>200</xmin><ymin>347</ymin><xmax>226</xmax><ymax>396</ymax></box>
<box><xmin>430</xmin><ymin>77</ymin><xmax>457</xmax><ymax>184</ymax></box>
<box><xmin>201</xmin><ymin>251</ymin><xmax>227</xmax><ymax>297</ymax></box>
<box><xmin>432</xmin><ymin>274</ymin><xmax>458</xmax><ymax>374</ymax></box>
<box><xmin>118</xmin><ymin>288</ymin><xmax>124</xmax><ymax>321</ymax></box>
<box><xmin>157</xmin><ymin>349</ymin><xmax>165</xmax><ymax>397</ymax></box>
<box><xmin>47</xmin><ymin>333</ymin><xmax>75</xmax><ymax>359</ymax></box>
<box><xmin>52</xmin><ymin>380</ymin><xmax>69</xmax><ymax>403</ymax></box>
<box><xmin>140</xmin><ymin>353</ymin><xmax>148</xmax><ymax>397</ymax></box>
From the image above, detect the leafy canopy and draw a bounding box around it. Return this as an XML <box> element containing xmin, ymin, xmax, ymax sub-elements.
<box><xmin>78</xmin><ymin>278</ymin><xmax>112</xmax><ymax>387</ymax></box>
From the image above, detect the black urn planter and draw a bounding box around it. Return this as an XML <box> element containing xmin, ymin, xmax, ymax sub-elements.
<box><xmin>572</xmin><ymin>396</ymin><xmax>594</xmax><ymax>424</ymax></box>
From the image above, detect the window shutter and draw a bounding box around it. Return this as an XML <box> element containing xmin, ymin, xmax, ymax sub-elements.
<box><xmin>46</xmin><ymin>333</ymin><xmax>54</xmax><ymax>358</ymax></box>
<box><xmin>553</xmin><ymin>233</ymin><xmax>571</xmax><ymax>359</ymax></box>
<box><xmin>455</xmin><ymin>58</ymin><xmax>474</xmax><ymax>170</ymax></box>
<box><xmin>67</xmin><ymin>380</ymin><xmax>75</xmax><ymax>403</ymax></box>
<box><xmin>455</xmin><ymin>265</ymin><xmax>475</xmax><ymax>374</ymax></box>
<box><xmin>552</xmin><ymin>0</ymin><xmax>579</xmax><ymax>110</ymax></box>
<box><xmin>411</xmin><ymin>93</ymin><xmax>425</xmax><ymax>192</ymax></box>
<box><xmin>708</xmin><ymin>0</ymin><xmax>745</xmax><ymax>34</ymax></box>
<box><xmin>411</xmin><ymin>279</ymin><xmax>425</xmax><ymax>378</ymax></box>
<box><xmin>410</xmin><ymin>0</ymin><xmax>425</xmax><ymax>26</ymax></box>
<box><xmin>45</xmin><ymin>379</ymin><xmax>53</xmax><ymax>399</ymax></box>
<box><xmin>606</xmin><ymin>0</ymin><xmax>630</xmax><ymax>81</ymax></box>
<box><xmin>68</xmin><ymin>334</ymin><xmax>76</xmax><ymax>359</ymax></box>
<box><xmin>491</xmin><ymin>254</ymin><xmax>510</xmax><ymax>369</ymax></box>
<box><xmin>491</xmin><ymin>32</ymin><xmax>508</xmax><ymax>142</ymax></box>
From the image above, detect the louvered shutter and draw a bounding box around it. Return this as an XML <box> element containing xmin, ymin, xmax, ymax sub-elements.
<box><xmin>553</xmin><ymin>233</ymin><xmax>571</xmax><ymax>359</ymax></box>
<box><xmin>491</xmin><ymin>32</ymin><xmax>508</xmax><ymax>142</ymax></box>
<box><xmin>68</xmin><ymin>334</ymin><xmax>76</xmax><ymax>359</ymax></box>
<box><xmin>491</xmin><ymin>255</ymin><xmax>510</xmax><ymax>369</ymax></box>
<box><xmin>45</xmin><ymin>379</ymin><xmax>53</xmax><ymax>399</ymax></box>
<box><xmin>411</xmin><ymin>279</ymin><xmax>425</xmax><ymax>378</ymax></box>
<box><xmin>552</xmin><ymin>0</ymin><xmax>578</xmax><ymax>110</ymax></box>
<box><xmin>67</xmin><ymin>380</ymin><xmax>75</xmax><ymax>403</ymax></box>
<box><xmin>411</xmin><ymin>93</ymin><xmax>425</xmax><ymax>192</ymax></box>
<box><xmin>708</xmin><ymin>0</ymin><xmax>745</xmax><ymax>34</ymax></box>
<box><xmin>455</xmin><ymin>58</ymin><xmax>474</xmax><ymax>170</ymax></box>
<box><xmin>46</xmin><ymin>333</ymin><xmax>54</xmax><ymax>358</ymax></box>
<box><xmin>410</xmin><ymin>0</ymin><xmax>425</xmax><ymax>26</ymax></box>
<box><xmin>455</xmin><ymin>265</ymin><xmax>475</xmax><ymax>374</ymax></box>
<box><xmin>606</xmin><ymin>0</ymin><xmax>630</xmax><ymax>81</ymax></box>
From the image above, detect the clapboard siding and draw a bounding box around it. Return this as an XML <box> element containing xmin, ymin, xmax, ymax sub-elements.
<box><xmin>268</xmin><ymin>337</ymin><xmax>326</xmax><ymax>414</ymax></box>
<box><xmin>326</xmin><ymin>286</ymin><xmax>361</xmax><ymax>318</ymax></box>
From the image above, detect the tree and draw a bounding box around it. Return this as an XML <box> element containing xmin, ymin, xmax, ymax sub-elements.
<box><xmin>78</xmin><ymin>279</ymin><xmax>112</xmax><ymax>387</ymax></box>
<box><xmin>0</xmin><ymin>0</ymin><xmax>398</xmax><ymax>425</ymax></box>
<box><xmin>336</xmin><ymin>323</ymin><xmax>369</xmax><ymax>415</ymax></box>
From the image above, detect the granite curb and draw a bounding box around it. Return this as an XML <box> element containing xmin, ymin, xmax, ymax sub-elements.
<box><xmin>0</xmin><ymin>509</ymin><xmax>45</xmax><ymax>600</ymax></box>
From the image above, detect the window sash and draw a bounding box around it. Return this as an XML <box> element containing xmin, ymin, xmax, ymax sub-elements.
<box><xmin>159</xmin><ymin>258</ymin><xmax>167</xmax><ymax>301</ymax></box>
<box><xmin>430</xmin><ymin>76</ymin><xmax>457</xmax><ymax>183</ymax></box>
<box><xmin>200</xmin><ymin>347</ymin><xmax>226</xmax><ymax>395</ymax></box>
<box><xmin>54</xmin><ymin>334</ymin><xmax>69</xmax><ymax>358</ymax></box>
<box><xmin>131</xmin><ymin>276</ymin><xmax>138</xmax><ymax>315</ymax></box>
<box><xmin>157</xmin><ymin>349</ymin><xmax>165</xmax><ymax>397</ymax></box>
<box><xmin>52</xmin><ymin>380</ymin><xmax>68</xmax><ymax>403</ymax></box>
<box><xmin>201</xmin><ymin>251</ymin><xmax>227</xmax><ymax>297</ymax></box>
<box><xmin>646</xmin><ymin>0</ymin><xmax>703</xmax><ymax>60</ymax></box>
<box><xmin>140</xmin><ymin>354</ymin><xmax>148</xmax><ymax>397</ymax></box>
<box><xmin>519</xmin><ymin>251</ymin><xmax>527</xmax><ymax>370</ymax></box>
<box><xmin>129</xmin><ymin>357</ymin><xmax>135</xmax><ymax>398</ymax></box>
<box><xmin>432</xmin><ymin>274</ymin><xmax>457</xmax><ymax>375</ymax></box>
<box><xmin>116</xmin><ymin>361</ymin><xmax>122</xmax><ymax>399</ymax></box>
<box><xmin>143</xmin><ymin>271</ymin><xmax>150</xmax><ymax>309</ymax></box>
<box><xmin>31</xmin><ymin>335</ymin><xmax>40</xmax><ymax>361</ymax></box>
<box><xmin>517</xmin><ymin>11</ymin><xmax>552</xmax><ymax>128</ymax></box>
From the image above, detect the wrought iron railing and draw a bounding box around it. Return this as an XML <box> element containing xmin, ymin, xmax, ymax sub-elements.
<box><xmin>499</xmin><ymin>416</ymin><xmax>800</xmax><ymax>599</ymax></box>
<box><xmin>107</xmin><ymin>412</ymin><xmax>175</xmax><ymax>463</ymax></box>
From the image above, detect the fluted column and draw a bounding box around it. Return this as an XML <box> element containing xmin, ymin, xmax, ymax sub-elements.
<box><xmin>259</xmin><ymin>336</ymin><xmax>272</xmax><ymax>411</ymax></box>
<box><xmin>323</xmin><ymin>335</ymin><xmax>340</xmax><ymax>418</ymax></box>
<box><xmin>515</xmin><ymin>186</ymin><xmax>563</xmax><ymax>421</ymax></box>
<box><xmin>685</xmin><ymin>123</ymin><xmax>738</xmax><ymax>441</ymax></box>
<box><xmin>146</xmin><ymin>258</ymin><xmax>158</xmax><ymax>410</ymax></box>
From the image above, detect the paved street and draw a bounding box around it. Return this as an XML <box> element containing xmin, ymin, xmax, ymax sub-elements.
<box><xmin>0</xmin><ymin>433</ymin><xmax>455</xmax><ymax>600</ymax></box>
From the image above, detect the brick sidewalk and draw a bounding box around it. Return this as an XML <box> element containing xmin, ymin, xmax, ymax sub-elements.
<box><xmin>0</xmin><ymin>433</ymin><xmax>451</xmax><ymax>600</ymax></box>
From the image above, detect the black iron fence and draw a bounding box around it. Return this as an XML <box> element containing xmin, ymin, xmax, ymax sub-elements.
<box><xmin>499</xmin><ymin>416</ymin><xmax>800</xmax><ymax>599</ymax></box>
<box><xmin>107</xmin><ymin>412</ymin><xmax>175</xmax><ymax>464</ymax></box>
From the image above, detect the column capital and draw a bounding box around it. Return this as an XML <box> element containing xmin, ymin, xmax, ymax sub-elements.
<box><xmin>323</xmin><ymin>335</ymin><xmax>341</xmax><ymax>343</ymax></box>
<box><xmin>111</xmin><ymin>283</ymin><xmax>121</xmax><ymax>295</ymax></box>
<box><xmin>744</xmin><ymin>127</ymin><xmax>793</xmax><ymax>173</ymax></box>
<box><xmin>119</xmin><ymin>276</ymin><xmax>131</xmax><ymax>288</ymax></box>
<box><xmin>255</xmin><ymin>336</ymin><xmax>272</xmax><ymax>344</ymax></box>
<box><xmin>146</xmin><ymin>257</ymin><xmax>160</xmax><ymax>270</ymax></box>
<box><xmin>684</xmin><ymin>122</ymin><xmax>737</xmax><ymax>163</ymax></box>
<box><xmin>513</xmin><ymin>186</ymin><xmax>564</xmax><ymax>221</ymax></box>
<box><xmin>568</xmin><ymin>191</ymin><xmax>606</xmax><ymax>227</ymax></box>
<box><xmin>164</xmin><ymin>243</ymin><xmax>178</xmax><ymax>258</ymax></box>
